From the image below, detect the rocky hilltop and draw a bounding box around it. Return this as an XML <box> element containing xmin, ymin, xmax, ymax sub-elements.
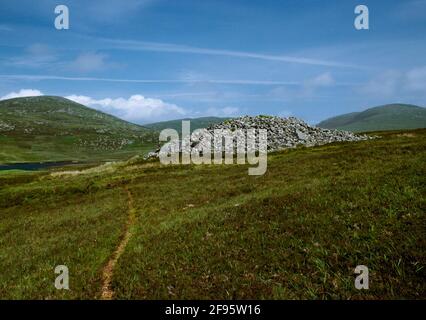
<box><xmin>148</xmin><ymin>115</ymin><xmax>373</xmax><ymax>158</ymax></box>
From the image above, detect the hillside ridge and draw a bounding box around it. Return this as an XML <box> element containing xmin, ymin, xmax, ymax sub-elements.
<box><xmin>318</xmin><ymin>103</ymin><xmax>426</xmax><ymax>132</ymax></box>
<box><xmin>0</xmin><ymin>96</ymin><xmax>156</xmax><ymax>163</ymax></box>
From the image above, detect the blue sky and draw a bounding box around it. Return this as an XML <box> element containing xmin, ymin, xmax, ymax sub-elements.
<box><xmin>0</xmin><ymin>0</ymin><xmax>425</xmax><ymax>124</ymax></box>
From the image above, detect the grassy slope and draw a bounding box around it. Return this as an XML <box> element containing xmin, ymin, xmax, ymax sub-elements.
<box><xmin>0</xmin><ymin>96</ymin><xmax>157</xmax><ymax>163</ymax></box>
<box><xmin>145</xmin><ymin>116</ymin><xmax>229</xmax><ymax>134</ymax></box>
<box><xmin>318</xmin><ymin>104</ymin><xmax>426</xmax><ymax>132</ymax></box>
<box><xmin>0</xmin><ymin>129</ymin><xmax>425</xmax><ymax>299</ymax></box>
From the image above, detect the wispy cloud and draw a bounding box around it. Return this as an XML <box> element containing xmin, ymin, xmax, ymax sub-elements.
<box><xmin>7</xmin><ymin>43</ymin><xmax>57</xmax><ymax>68</ymax></box>
<box><xmin>81</xmin><ymin>0</ymin><xmax>156</xmax><ymax>21</ymax></box>
<box><xmin>0</xmin><ymin>73</ymin><xmax>361</xmax><ymax>89</ymax></box>
<box><xmin>302</xmin><ymin>72</ymin><xmax>335</xmax><ymax>96</ymax></box>
<box><xmin>0</xmin><ymin>24</ymin><xmax>12</xmax><ymax>32</ymax></box>
<box><xmin>359</xmin><ymin>70</ymin><xmax>401</xmax><ymax>98</ymax></box>
<box><xmin>359</xmin><ymin>66</ymin><xmax>426</xmax><ymax>98</ymax></box>
<box><xmin>68</xmin><ymin>52</ymin><xmax>108</xmax><ymax>73</ymax></box>
<box><xmin>3</xmin><ymin>43</ymin><xmax>117</xmax><ymax>74</ymax></box>
<box><xmin>98</xmin><ymin>37</ymin><xmax>359</xmax><ymax>68</ymax></box>
<box><xmin>203</xmin><ymin>106</ymin><xmax>240</xmax><ymax>117</ymax></box>
<box><xmin>305</xmin><ymin>72</ymin><xmax>334</xmax><ymax>87</ymax></box>
<box><xmin>152</xmin><ymin>92</ymin><xmax>217</xmax><ymax>98</ymax></box>
<box><xmin>392</xmin><ymin>0</ymin><xmax>426</xmax><ymax>21</ymax></box>
<box><xmin>405</xmin><ymin>66</ymin><xmax>426</xmax><ymax>91</ymax></box>
<box><xmin>268</xmin><ymin>72</ymin><xmax>337</xmax><ymax>102</ymax></box>
<box><xmin>0</xmin><ymin>74</ymin><xmax>302</xmax><ymax>86</ymax></box>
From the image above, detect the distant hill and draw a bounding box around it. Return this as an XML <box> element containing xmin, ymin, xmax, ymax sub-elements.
<box><xmin>0</xmin><ymin>96</ymin><xmax>157</xmax><ymax>163</ymax></box>
<box><xmin>318</xmin><ymin>104</ymin><xmax>426</xmax><ymax>132</ymax></box>
<box><xmin>145</xmin><ymin>117</ymin><xmax>230</xmax><ymax>134</ymax></box>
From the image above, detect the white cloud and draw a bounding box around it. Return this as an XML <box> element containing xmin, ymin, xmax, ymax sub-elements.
<box><xmin>69</xmin><ymin>52</ymin><xmax>108</xmax><ymax>73</ymax></box>
<box><xmin>0</xmin><ymin>89</ymin><xmax>44</xmax><ymax>100</ymax></box>
<box><xmin>301</xmin><ymin>72</ymin><xmax>335</xmax><ymax>96</ymax></box>
<box><xmin>66</xmin><ymin>94</ymin><xmax>186</xmax><ymax>123</ymax></box>
<box><xmin>306</xmin><ymin>72</ymin><xmax>335</xmax><ymax>87</ymax></box>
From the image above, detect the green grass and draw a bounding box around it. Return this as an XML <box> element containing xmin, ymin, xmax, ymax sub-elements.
<box><xmin>0</xmin><ymin>129</ymin><xmax>425</xmax><ymax>299</ymax></box>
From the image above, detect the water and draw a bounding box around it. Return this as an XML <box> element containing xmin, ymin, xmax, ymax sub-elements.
<box><xmin>0</xmin><ymin>161</ymin><xmax>77</xmax><ymax>171</ymax></box>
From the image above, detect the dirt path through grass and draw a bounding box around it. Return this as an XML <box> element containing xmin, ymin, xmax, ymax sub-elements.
<box><xmin>100</xmin><ymin>186</ymin><xmax>136</xmax><ymax>300</ymax></box>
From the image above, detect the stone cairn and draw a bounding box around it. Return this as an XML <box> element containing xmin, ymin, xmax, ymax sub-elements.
<box><xmin>146</xmin><ymin>115</ymin><xmax>373</xmax><ymax>159</ymax></box>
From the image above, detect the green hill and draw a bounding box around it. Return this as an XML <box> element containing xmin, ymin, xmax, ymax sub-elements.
<box><xmin>0</xmin><ymin>96</ymin><xmax>157</xmax><ymax>163</ymax></box>
<box><xmin>145</xmin><ymin>116</ymin><xmax>230</xmax><ymax>134</ymax></box>
<box><xmin>318</xmin><ymin>104</ymin><xmax>426</xmax><ymax>132</ymax></box>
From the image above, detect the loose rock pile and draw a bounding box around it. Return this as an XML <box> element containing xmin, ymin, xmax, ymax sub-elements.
<box><xmin>0</xmin><ymin>120</ymin><xmax>15</xmax><ymax>132</ymax></box>
<box><xmin>147</xmin><ymin>115</ymin><xmax>373</xmax><ymax>158</ymax></box>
